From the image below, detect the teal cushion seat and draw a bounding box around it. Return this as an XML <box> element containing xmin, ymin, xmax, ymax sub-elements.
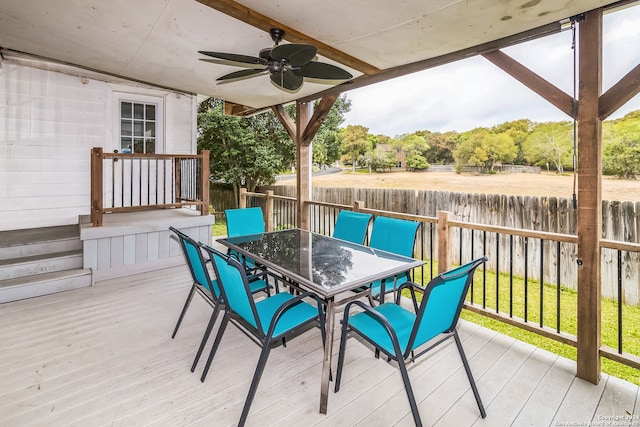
<box><xmin>348</xmin><ymin>302</ymin><xmax>416</xmax><ymax>355</ymax></box>
<box><xmin>255</xmin><ymin>292</ymin><xmax>320</xmax><ymax>336</ymax></box>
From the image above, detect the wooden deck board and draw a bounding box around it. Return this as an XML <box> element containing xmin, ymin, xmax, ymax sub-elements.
<box><xmin>1</xmin><ymin>265</ymin><xmax>638</xmax><ymax>426</ymax></box>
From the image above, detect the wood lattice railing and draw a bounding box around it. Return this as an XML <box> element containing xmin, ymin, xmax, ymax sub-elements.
<box><xmin>90</xmin><ymin>147</ymin><xmax>209</xmax><ymax>226</ymax></box>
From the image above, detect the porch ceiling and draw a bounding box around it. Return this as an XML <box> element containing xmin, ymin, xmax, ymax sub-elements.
<box><xmin>0</xmin><ymin>0</ymin><xmax>628</xmax><ymax>113</ymax></box>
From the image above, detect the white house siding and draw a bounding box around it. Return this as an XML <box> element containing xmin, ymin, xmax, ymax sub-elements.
<box><xmin>0</xmin><ymin>62</ymin><xmax>197</xmax><ymax>232</ymax></box>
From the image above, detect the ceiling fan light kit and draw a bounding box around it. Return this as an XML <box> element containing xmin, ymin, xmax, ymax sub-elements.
<box><xmin>199</xmin><ymin>28</ymin><xmax>353</xmax><ymax>92</ymax></box>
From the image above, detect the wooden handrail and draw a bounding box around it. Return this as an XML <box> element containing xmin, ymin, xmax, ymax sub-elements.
<box><xmin>90</xmin><ymin>148</ymin><xmax>210</xmax><ymax>226</ymax></box>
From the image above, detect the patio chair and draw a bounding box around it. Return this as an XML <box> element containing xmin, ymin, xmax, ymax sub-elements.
<box><xmin>225</xmin><ymin>207</ymin><xmax>266</xmax><ymax>274</ymax></box>
<box><xmin>200</xmin><ymin>244</ymin><xmax>326</xmax><ymax>427</ymax></box>
<box><xmin>332</xmin><ymin>210</ymin><xmax>372</xmax><ymax>245</ymax></box>
<box><xmin>169</xmin><ymin>227</ymin><xmax>272</xmax><ymax>371</ymax></box>
<box><xmin>335</xmin><ymin>256</ymin><xmax>489</xmax><ymax>427</ymax></box>
<box><xmin>360</xmin><ymin>216</ymin><xmax>420</xmax><ymax>303</ymax></box>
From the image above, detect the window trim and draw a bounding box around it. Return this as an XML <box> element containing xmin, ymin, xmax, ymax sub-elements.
<box><xmin>113</xmin><ymin>92</ymin><xmax>164</xmax><ymax>154</ymax></box>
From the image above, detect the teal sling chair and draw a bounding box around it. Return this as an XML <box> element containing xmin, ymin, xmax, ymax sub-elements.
<box><xmin>335</xmin><ymin>256</ymin><xmax>489</xmax><ymax>427</ymax></box>
<box><xmin>169</xmin><ymin>227</ymin><xmax>271</xmax><ymax>372</ymax></box>
<box><xmin>332</xmin><ymin>210</ymin><xmax>372</xmax><ymax>245</ymax></box>
<box><xmin>225</xmin><ymin>207</ymin><xmax>266</xmax><ymax>275</ymax></box>
<box><xmin>201</xmin><ymin>244</ymin><xmax>326</xmax><ymax>427</ymax></box>
<box><xmin>365</xmin><ymin>216</ymin><xmax>420</xmax><ymax>303</ymax></box>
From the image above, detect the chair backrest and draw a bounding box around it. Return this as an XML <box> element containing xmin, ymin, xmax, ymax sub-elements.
<box><xmin>369</xmin><ymin>216</ymin><xmax>419</xmax><ymax>257</ymax></box>
<box><xmin>332</xmin><ymin>210</ymin><xmax>372</xmax><ymax>244</ymax></box>
<box><xmin>225</xmin><ymin>207</ymin><xmax>265</xmax><ymax>238</ymax></box>
<box><xmin>203</xmin><ymin>244</ymin><xmax>262</xmax><ymax>331</ymax></box>
<box><xmin>410</xmin><ymin>256</ymin><xmax>488</xmax><ymax>351</ymax></box>
<box><xmin>169</xmin><ymin>226</ymin><xmax>220</xmax><ymax>298</ymax></box>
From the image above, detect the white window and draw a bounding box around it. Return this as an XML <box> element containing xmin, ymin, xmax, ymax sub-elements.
<box><xmin>115</xmin><ymin>93</ymin><xmax>164</xmax><ymax>154</ymax></box>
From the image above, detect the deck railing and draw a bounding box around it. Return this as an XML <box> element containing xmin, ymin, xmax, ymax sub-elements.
<box><xmin>90</xmin><ymin>147</ymin><xmax>209</xmax><ymax>226</ymax></box>
<box><xmin>241</xmin><ymin>189</ymin><xmax>640</xmax><ymax>373</ymax></box>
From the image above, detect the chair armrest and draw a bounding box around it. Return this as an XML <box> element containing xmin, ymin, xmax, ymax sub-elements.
<box><xmin>342</xmin><ymin>299</ymin><xmax>405</xmax><ymax>358</ymax></box>
<box><xmin>395</xmin><ymin>281</ymin><xmax>425</xmax><ymax>311</ymax></box>
<box><xmin>265</xmin><ymin>292</ymin><xmax>325</xmax><ymax>338</ymax></box>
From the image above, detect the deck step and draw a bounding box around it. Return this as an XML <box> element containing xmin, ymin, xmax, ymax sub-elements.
<box><xmin>0</xmin><ymin>250</ymin><xmax>83</xmax><ymax>280</ymax></box>
<box><xmin>0</xmin><ymin>268</ymin><xmax>93</xmax><ymax>303</ymax></box>
<box><xmin>0</xmin><ymin>225</ymin><xmax>81</xmax><ymax>260</ymax></box>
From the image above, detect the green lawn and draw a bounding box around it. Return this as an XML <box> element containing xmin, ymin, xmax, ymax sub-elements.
<box><xmin>212</xmin><ymin>217</ymin><xmax>228</xmax><ymax>237</ymax></box>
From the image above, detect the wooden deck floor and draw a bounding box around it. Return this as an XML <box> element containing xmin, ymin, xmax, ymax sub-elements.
<box><xmin>1</xmin><ymin>265</ymin><xmax>639</xmax><ymax>427</ymax></box>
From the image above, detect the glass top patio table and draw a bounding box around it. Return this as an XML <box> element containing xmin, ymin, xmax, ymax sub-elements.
<box><xmin>217</xmin><ymin>228</ymin><xmax>424</xmax><ymax>299</ymax></box>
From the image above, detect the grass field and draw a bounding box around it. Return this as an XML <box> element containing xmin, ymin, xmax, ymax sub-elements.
<box><xmin>284</xmin><ymin>169</ymin><xmax>640</xmax><ymax>202</ymax></box>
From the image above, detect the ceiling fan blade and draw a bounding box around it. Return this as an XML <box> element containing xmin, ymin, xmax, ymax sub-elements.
<box><xmin>217</xmin><ymin>68</ymin><xmax>267</xmax><ymax>81</ymax></box>
<box><xmin>271</xmin><ymin>44</ymin><xmax>317</xmax><ymax>67</ymax></box>
<box><xmin>270</xmin><ymin>70</ymin><xmax>303</xmax><ymax>91</ymax></box>
<box><xmin>299</xmin><ymin>62</ymin><xmax>353</xmax><ymax>80</ymax></box>
<box><xmin>199</xmin><ymin>58</ymin><xmax>266</xmax><ymax>69</ymax></box>
<box><xmin>198</xmin><ymin>51</ymin><xmax>267</xmax><ymax>66</ymax></box>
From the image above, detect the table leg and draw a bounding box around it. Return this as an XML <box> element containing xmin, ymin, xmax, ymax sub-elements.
<box><xmin>320</xmin><ymin>297</ymin><xmax>335</xmax><ymax>414</ymax></box>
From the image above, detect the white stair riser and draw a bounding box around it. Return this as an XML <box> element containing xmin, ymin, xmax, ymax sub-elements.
<box><xmin>0</xmin><ymin>270</ymin><xmax>92</xmax><ymax>303</ymax></box>
<box><xmin>0</xmin><ymin>239</ymin><xmax>82</xmax><ymax>261</ymax></box>
<box><xmin>0</xmin><ymin>253</ymin><xmax>83</xmax><ymax>280</ymax></box>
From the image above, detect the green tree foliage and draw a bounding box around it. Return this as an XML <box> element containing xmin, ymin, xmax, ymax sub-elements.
<box><xmin>522</xmin><ymin>121</ymin><xmax>573</xmax><ymax>173</ymax></box>
<box><xmin>312</xmin><ymin>95</ymin><xmax>351</xmax><ymax>166</ymax></box>
<box><xmin>454</xmin><ymin>128</ymin><xmax>517</xmax><ymax>172</ymax></box>
<box><xmin>603</xmin><ymin>111</ymin><xmax>640</xmax><ymax>179</ymax></box>
<box><xmin>406</xmin><ymin>154</ymin><xmax>430</xmax><ymax>171</ymax></box>
<box><xmin>197</xmin><ymin>98</ymin><xmax>287</xmax><ymax>205</ymax></box>
<box><xmin>340</xmin><ymin>124</ymin><xmax>372</xmax><ymax>173</ymax></box>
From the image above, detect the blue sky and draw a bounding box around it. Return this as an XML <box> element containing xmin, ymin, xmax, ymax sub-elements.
<box><xmin>343</xmin><ymin>4</ymin><xmax>640</xmax><ymax>137</ymax></box>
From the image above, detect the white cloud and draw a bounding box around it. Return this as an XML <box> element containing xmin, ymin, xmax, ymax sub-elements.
<box><xmin>343</xmin><ymin>4</ymin><xmax>640</xmax><ymax>137</ymax></box>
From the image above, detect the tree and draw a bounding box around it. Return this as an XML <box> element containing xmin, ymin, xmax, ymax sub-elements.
<box><xmin>312</xmin><ymin>95</ymin><xmax>352</xmax><ymax>167</ymax></box>
<box><xmin>454</xmin><ymin>128</ymin><xmax>517</xmax><ymax>172</ymax></box>
<box><xmin>340</xmin><ymin>125</ymin><xmax>372</xmax><ymax>173</ymax></box>
<box><xmin>197</xmin><ymin>98</ymin><xmax>285</xmax><ymax>206</ymax></box>
<box><xmin>406</xmin><ymin>154</ymin><xmax>430</xmax><ymax>171</ymax></box>
<box><xmin>603</xmin><ymin>111</ymin><xmax>640</xmax><ymax>179</ymax></box>
<box><xmin>522</xmin><ymin>122</ymin><xmax>573</xmax><ymax>173</ymax></box>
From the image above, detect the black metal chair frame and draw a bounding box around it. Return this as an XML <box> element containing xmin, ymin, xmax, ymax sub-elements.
<box><xmin>200</xmin><ymin>244</ymin><xmax>327</xmax><ymax>427</ymax></box>
<box><xmin>335</xmin><ymin>256</ymin><xmax>488</xmax><ymax>427</ymax></box>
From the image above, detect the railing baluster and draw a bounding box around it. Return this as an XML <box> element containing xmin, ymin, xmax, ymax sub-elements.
<box><xmin>540</xmin><ymin>238</ymin><xmax>544</xmax><ymax>328</ymax></box>
<box><xmin>556</xmin><ymin>241</ymin><xmax>561</xmax><ymax>333</ymax></box>
<box><xmin>496</xmin><ymin>232</ymin><xmax>500</xmax><ymax>314</ymax></box>
<box><xmin>482</xmin><ymin>230</ymin><xmax>486</xmax><ymax>309</ymax></box>
<box><xmin>510</xmin><ymin>234</ymin><xmax>514</xmax><ymax>318</ymax></box>
<box><xmin>524</xmin><ymin>236</ymin><xmax>529</xmax><ymax>323</ymax></box>
<box><xmin>618</xmin><ymin>249</ymin><xmax>623</xmax><ymax>354</ymax></box>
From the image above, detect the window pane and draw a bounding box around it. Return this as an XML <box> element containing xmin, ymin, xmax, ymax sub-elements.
<box><xmin>145</xmin><ymin>139</ymin><xmax>155</xmax><ymax>154</ymax></box>
<box><xmin>121</xmin><ymin>102</ymin><xmax>132</xmax><ymax>118</ymax></box>
<box><xmin>121</xmin><ymin>119</ymin><xmax>132</xmax><ymax>136</ymax></box>
<box><xmin>145</xmin><ymin>122</ymin><xmax>155</xmax><ymax>137</ymax></box>
<box><xmin>133</xmin><ymin>138</ymin><xmax>144</xmax><ymax>154</ymax></box>
<box><xmin>133</xmin><ymin>121</ymin><xmax>144</xmax><ymax>136</ymax></box>
<box><xmin>133</xmin><ymin>103</ymin><xmax>144</xmax><ymax>119</ymax></box>
<box><xmin>145</xmin><ymin>104</ymin><xmax>155</xmax><ymax>120</ymax></box>
<box><xmin>121</xmin><ymin>137</ymin><xmax>132</xmax><ymax>152</ymax></box>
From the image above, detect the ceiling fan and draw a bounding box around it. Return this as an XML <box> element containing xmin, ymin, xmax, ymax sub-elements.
<box><xmin>199</xmin><ymin>28</ymin><xmax>353</xmax><ymax>92</ymax></box>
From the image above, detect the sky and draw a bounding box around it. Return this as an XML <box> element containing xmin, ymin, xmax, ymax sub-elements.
<box><xmin>342</xmin><ymin>4</ymin><xmax>640</xmax><ymax>137</ymax></box>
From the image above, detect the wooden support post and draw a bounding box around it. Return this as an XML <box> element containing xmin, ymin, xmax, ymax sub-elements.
<box><xmin>200</xmin><ymin>150</ymin><xmax>210</xmax><ymax>216</ymax></box>
<box><xmin>296</xmin><ymin>101</ymin><xmax>312</xmax><ymax>230</ymax></box>
<box><xmin>576</xmin><ymin>9</ymin><xmax>603</xmax><ymax>385</ymax></box>
<box><xmin>354</xmin><ymin>200</ymin><xmax>365</xmax><ymax>212</ymax></box>
<box><xmin>90</xmin><ymin>147</ymin><xmax>104</xmax><ymax>227</ymax></box>
<box><xmin>437</xmin><ymin>211</ymin><xmax>453</xmax><ymax>274</ymax></box>
<box><xmin>239</xmin><ymin>188</ymin><xmax>247</xmax><ymax>209</ymax></box>
<box><xmin>265</xmin><ymin>190</ymin><xmax>274</xmax><ymax>232</ymax></box>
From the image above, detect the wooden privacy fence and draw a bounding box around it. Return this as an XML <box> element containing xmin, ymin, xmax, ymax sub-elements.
<box><xmin>252</xmin><ymin>185</ymin><xmax>640</xmax><ymax>304</ymax></box>
<box><xmin>90</xmin><ymin>147</ymin><xmax>209</xmax><ymax>226</ymax></box>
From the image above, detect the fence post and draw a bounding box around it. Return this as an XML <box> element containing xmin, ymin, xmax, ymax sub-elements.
<box><xmin>265</xmin><ymin>190</ymin><xmax>274</xmax><ymax>232</ymax></box>
<box><xmin>438</xmin><ymin>211</ymin><xmax>453</xmax><ymax>273</ymax></box>
<box><xmin>353</xmin><ymin>200</ymin><xmax>365</xmax><ymax>212</ymax></box>
<box><xmin>200</xmin><ymin>150</ymin><xmax>210</xmax><ymax>216</ymax></box>
<box><xmin>239</xmin><ymin>188</ymin><xmax>247</xmax><ymax>208</ymax></box>
<box><xmin>91</xmin><ymin>147</ymin><xmax>103</xmax><ymax>227</ymax></box>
